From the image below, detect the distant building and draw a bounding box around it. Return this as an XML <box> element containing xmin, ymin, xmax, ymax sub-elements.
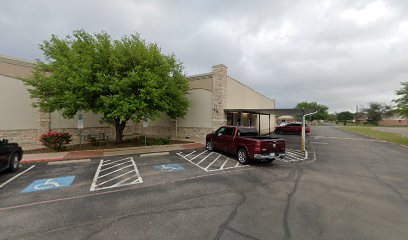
<box><xmin>378</xmin><ymin>114</ymin><xmax>408</xmax><ymax>127</ymax></box>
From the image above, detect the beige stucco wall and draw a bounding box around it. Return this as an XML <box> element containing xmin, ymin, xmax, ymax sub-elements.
<box><xmin>0</xmin><ymin>75</ymin><xmax>38</xmax><ymax>130</ymax></box>
<box><xmin>50</xmin><ymin>112</ymin><xmax>110</xmax><ymax>129</ymax></box>
<box><xmin>177</xmin><ymin>89</ymin><xmax>213</xmax><ymax>128</ymax></box>
<box><xmin>188</xmin><ymin>75</ymin><xmax>213</xmax><ymax>91</ymax></box>
<box><xmin>226</xmin><ymin>77</ymin><xmax>275</xmax><ymax>109</ymax></box>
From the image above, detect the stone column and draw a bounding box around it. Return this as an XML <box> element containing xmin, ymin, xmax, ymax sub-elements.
<box><xmin>38</xmin><ymin>110</ymin><xmax>51</xmax><ymax>134</ymax></box>
<box><xmin>212</xmin><ymin>64</ymin><xmax>228</xmax><ymax>130</ymax></box>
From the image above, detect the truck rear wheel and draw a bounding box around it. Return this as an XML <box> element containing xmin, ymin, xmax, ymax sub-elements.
<box><xmin>237</xmin><ymin>148</ymin><xmax>249</xmax><ymax>165</ymax></box>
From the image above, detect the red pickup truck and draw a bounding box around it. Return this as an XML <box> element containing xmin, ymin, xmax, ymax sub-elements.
<box><xmin>205</xmin><ymin>126</ymin><xmax>286</xmax><ymax>164</ymax></box>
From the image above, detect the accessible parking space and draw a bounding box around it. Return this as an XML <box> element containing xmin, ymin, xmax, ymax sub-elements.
<box><xmin>176</xmin><ymin>149</ymin><xmax>246</xmax><ymax>172</ymax></box>
<box><xmin>90</xmin><ymin>157</ymin><xmax>142</xmax><ymax>191</ymax></box>
<box><xmin>0</xmin><ymin>145</ymin><xmax>309</xmax><ymax>210</ymax></box>
<box><xmin>0</xmin><ymin>160</ymin><xmax>101</xmax><ymax>208</ymax></box>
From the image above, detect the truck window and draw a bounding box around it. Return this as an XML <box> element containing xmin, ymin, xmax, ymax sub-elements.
<box><xmin>216</xmin><ymin>127</ymin><xmax>226</xmax><ymax>135</ymax></box>
<box><xmin>224</xmin><ymin>127</ymin><xmax>234</xmax><ymax>136</ymax></box>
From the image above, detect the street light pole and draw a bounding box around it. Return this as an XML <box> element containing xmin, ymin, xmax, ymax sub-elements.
<box><xmin>301</xmin><ymin>110</ymin><xmax>318</xmax><ymax>153</ymax></box>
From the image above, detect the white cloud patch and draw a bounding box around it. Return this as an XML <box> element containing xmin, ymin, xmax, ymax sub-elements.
<box><xmin>1</xmin><ymin>0</ymin><xmax>408</xmax><ymax>113</ymax></box>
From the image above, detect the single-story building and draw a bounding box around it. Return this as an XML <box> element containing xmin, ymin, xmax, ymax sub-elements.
<box><xmin>378</xmin><ymin>114</ymin><xmax>408</xmax><ymax>127</ymax></box>
<box><xmin>0</xmin><ymin>54</ymin><xmax>276</xmax><ymax>149</ymax></box>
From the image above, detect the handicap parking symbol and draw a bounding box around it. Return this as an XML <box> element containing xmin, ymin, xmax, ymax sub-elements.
<box><xmin>21</xmin><ymin>176</ymin><xmax>75</xmax><ymax>193</ymax></box>
<box><xmin>153</xmin><ymin>163</ymin><xmax>184</xmax><ymax>172</ymax></box>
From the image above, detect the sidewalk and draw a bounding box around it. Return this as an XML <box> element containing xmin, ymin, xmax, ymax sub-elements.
<box><xmin>21</xmin><ymin>142</ymin><xmax>205</xmax><ymax>164</ymax></box>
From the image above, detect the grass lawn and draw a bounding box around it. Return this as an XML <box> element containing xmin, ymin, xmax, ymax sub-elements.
<box><xmin>341</xmin><ymin>126</ymin><xmax>408</xmax><ymax>147</ymax></box>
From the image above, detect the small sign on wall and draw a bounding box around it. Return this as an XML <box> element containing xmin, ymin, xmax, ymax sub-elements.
<box><xmin>77</xmin><ymin>113</ymin><xmax>83</xmax><ymax>129</ymax></box>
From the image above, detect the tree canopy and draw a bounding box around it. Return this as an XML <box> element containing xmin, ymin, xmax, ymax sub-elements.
<box><xmin>337</xmin><ymin>111</ymin><xmax>354</xmax><ymax>122</ymax></box>
<box><xmin>363</xmin><ymin>102</ymin><xmax>391</xmax><ymax>125</ymax></box>
<box><xmin>24</xmin><ymin>30</ymin><xmax>190</xmax><ymax>143</ymax></box>
<box><xmin>393</xmin><ymin>81</ymin><xmax>408</xmax><ymax>118</ymax></box>
<box><xmin>295</xmin><ymin>102</ymin><xmax>329</xmax><ymax>121</ymax></box>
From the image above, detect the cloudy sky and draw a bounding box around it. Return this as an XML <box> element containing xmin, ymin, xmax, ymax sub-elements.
<box><xmin>1</xmin><ymin>0</ymin><xmax>407</xmax><ymax>113</ymax></box>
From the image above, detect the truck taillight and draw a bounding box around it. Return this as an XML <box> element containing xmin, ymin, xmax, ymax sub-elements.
<box><xmin>254</xmin><ymin>143</ymin><xmax>261</xmax><ymax>152</ymax></box>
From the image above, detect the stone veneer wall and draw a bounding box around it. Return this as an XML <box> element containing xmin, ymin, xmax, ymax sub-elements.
<box><xmin>212</xmin><ymin>64</ymin><xmax>227</xmax><ymax>131</ymax></box>
<box><xmin>177</xmin><ymin>127</ymin><xmax>212</xmax><ymax>142</ymax></box>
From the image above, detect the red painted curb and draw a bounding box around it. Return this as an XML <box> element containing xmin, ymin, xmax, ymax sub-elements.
<box><xmin>21</xmin><ymin>157</ymin><xmax>64</xmax><ymax>164</ymax></box>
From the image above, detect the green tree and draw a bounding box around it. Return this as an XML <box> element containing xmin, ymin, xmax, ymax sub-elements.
<box><xmin>393</xmin><ymin>81</ymin><xmax>408</xmax><ymax>118</ymax></box>
<box><xmin>337</xmin><ymin>111</ymin><xmax>354</xmax><ymax>122</ymax></box>
<box><xmin>295</xmin><ymin>102</ymin><xmax>329</xmax><ymax>121</ymax></box>
<box><xmin>363</xmin><ymin>102</ymin><xmax>391</xmax><ymax>125</ymax></box>
<box><xmin>24</xmin><ymin>30</ymin><xmax>190</xmax><ymax>143</ymax></box>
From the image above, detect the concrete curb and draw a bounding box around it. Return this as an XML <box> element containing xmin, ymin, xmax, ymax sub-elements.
<box><xmin>21</xmin><ymin>157</ymin><xmax>64</xmax><ymax>164</ymax></box>
<box><xmin>140</xmin><ymin>152</ymin><xmax>169</xmax><ymax>158</ymax></box>
<box><xmin>20</xmin><ymin>142</ymin><xmax>204</xmax><ymax>164</ymax></box>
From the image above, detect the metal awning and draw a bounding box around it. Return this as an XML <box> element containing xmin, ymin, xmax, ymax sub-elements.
<box><xmin>224</xmin><ymin>108</ymin><xmax>317</xmax><ymax>116</ymax></box>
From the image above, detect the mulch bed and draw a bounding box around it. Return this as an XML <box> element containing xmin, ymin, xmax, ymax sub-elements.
<box><xmin>25</xmin><ymin>139</ymin><xmax>192</xmax><ymax>154</ymax></box>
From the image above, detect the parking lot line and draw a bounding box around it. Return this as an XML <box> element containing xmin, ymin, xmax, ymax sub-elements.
<box><xmin>204</xmin><ymin>155</ymin><xmax>221</xmax><ymax>170</ymax></box>
<box><xmin>0</xmin><ymin>165</ymin><xmax>36</xmax><ymax>189</ymax></box>
<box><xmin>220</xmin><ymin>159</ymin><xmax>229</xmax><ymax>169</ymax></box>
<box><xmin>189</xmin><ymin>150</ymin><xmax>208</xmax><ymax>161</ymax></box>
<box><xmin>90</xmin><ymin>157</ymin><xmax>143</xmax><ymax>191</ymax></box>
<box><xmin>197</xmin><ymin>152</ymin><xmax>213</xmax><ymax>164</ymax></box>
<box><xmin>177</xmin><ymin>150</ymin><xmax>247</xmax><ymax>172</ymax></box>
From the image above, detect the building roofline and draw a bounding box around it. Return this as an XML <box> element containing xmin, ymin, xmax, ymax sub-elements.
<box><xmin>0</xmin><ymin>54</ymin><xmax>35</xmax><ymax>68</ymax></box>
<box><xmin>187</xmin><ymin>72</ymin><xmax>213</xmax><ymax>81</ymax></box>
<box><xmin>227</xmin><ymin>76</ymin><xmax>275</xmax><ymax>103</ymax></box>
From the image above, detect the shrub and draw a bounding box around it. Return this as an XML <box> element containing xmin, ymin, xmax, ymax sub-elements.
<box><xmin>145</xmin><ymin>137</ymin><xmax>172</xmax><ymax>146</ymax></box>
<box><xmin>38</xmin><ymin>131</ymin><xmax>72</xmax><ymax>151</ymax></box>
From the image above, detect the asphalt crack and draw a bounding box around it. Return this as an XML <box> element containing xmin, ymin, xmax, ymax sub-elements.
<box><xmin>212</xmin><ymin>191</ymin><xmax>246</xmax><ymax>240</ymax></box>
<box><xmin>283</xmin><ymin>162</ymin><xmax>303</xmax><ymax>240</ymax></box>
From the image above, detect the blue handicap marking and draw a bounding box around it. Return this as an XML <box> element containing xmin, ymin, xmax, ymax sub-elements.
<box><xmin>153</xmin><ymin>163</ymin><xmax>184</xmax><ymax>172</ymax></box>
<box><xmin>21</xmin><ymin>176</ymin><xmax>75</xmax><ymax>193</ymax></box>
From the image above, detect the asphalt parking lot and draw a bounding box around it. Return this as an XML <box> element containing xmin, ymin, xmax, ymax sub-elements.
<box><xmin>1</xmin><ymin>127</ymin><xmax>407</xmax><ymax>240</ymax></box>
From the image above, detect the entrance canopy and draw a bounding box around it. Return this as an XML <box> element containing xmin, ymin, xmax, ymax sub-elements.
<box><xmin>224</xmin><ymin>108</ymin><xmax>317</xmax><ymax>116</ymax></box>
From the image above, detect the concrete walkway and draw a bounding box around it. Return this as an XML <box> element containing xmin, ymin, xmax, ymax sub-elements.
<box><xmin>373</xmin><ymin>127</ymin><xmax>408</xmax><ymax>137</ymax></box>
<box><xmin>21</xmin><ymin>143</ymin><xmax>204</xmax><ymax>164</ymax></box>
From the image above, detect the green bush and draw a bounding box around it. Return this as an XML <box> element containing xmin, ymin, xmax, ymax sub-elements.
<box><xmin>38</xmin><ymin>131</ymin><xmax>72</xmax><ymax>151</ymax></box>
<box><xmin>145</xmin><ymin>137</ymin><xmax>172</xmax><ymax>146</ymax></box>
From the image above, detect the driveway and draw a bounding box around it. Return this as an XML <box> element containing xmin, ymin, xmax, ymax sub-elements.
<box><xmin>0</xmin><ymin>126</ymin><xmax>407</xmax><ymax>240</ymax></box>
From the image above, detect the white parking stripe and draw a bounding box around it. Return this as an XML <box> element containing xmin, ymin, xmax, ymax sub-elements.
<box><xmin>189</xmin><ymin>150</ymin><xmax>208</xmax><ymax>161</ymax></box>
<box><xmin>98</xmin><ymin>165</ymin><xmax>134</xmax><ymax>179</ymax></box>
<box><xmin>90</xmin><ymin>157</ymin><xmax>143</xmax><ymax>191</ymax></box>
<box><xmin>220</xmin><ymin>159</ymin><xmax>229</xmax><ymax>170</ymax></box>
<box><xmin>0</xmin><ymin>165</ymin><xmax>35</xmax><ymax>189</ymax></box>
<box><xmin>101</xmin><ymin>158</ymin><xmax>131</xmax><ymax>166</ymax></box>
<box><xmin>97</xmin><ymin>170</ymin><xmax>135</xmax><ymax>187</ymax></box>
<box><xmin>204</xmin><ymin>155</ymin><xmax>221</xmax><ymax>170</ymax></box>
<box><xmin>184</xmin><ymin>151</ymin><xmax>196</xmax><ymax>158</ymax></box>
<box><xmin>177</xmin><ymin>150</ymin><xmax>247</xmax><ymax>172</ymax></box>
<box><xmin>197</xmin><ymin>152</ymin><xmax>213</xmax><ymax>164</ymax></box>
<box><xmin>100</xmin><ymin>160</ymin><xmax>133</xmax><ymax>172</ymax></box>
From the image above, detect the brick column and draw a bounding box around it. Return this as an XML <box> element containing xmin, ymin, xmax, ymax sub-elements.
<box><xmin>212</xmin><ymin>64</ymin><xmax>228</xmax><ymax>130</ymax></box>
<box><xmin>38</xmin><ymin>110</ymin><xmax>51</xmax><ymax>134</ymax></box>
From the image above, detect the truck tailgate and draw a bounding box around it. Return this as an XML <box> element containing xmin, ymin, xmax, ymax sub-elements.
<box><xmin>260</xmin><ymin>139</ymin><xmax>285</xmax><ymax>153</ymax></box>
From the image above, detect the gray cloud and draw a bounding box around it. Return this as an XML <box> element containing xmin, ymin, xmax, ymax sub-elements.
<box><xmin>1</xmin><ymin>0</ymin><xmax>407</xmax><ymax>113</ymax></box>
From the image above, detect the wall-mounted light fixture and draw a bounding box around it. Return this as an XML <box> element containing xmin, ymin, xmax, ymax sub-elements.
<box><xmin>212</xmin><ymin>105</ymin><xmax>218</xmax><ymax>113</ymax></box>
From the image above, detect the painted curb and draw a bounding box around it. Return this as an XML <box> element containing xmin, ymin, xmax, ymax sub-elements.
<box><xmin>21</xmin><ymin>157</ymin><xmax>64</xmax><ymax>164</ymax></box>
<box><xmin>140</xmin><ymin>152</ymin><xmax>169</xmax><ymax>158</ymax></box>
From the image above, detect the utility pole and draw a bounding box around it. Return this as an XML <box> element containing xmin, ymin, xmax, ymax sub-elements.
<box><xmin>356</xmin><ymin>105</ymin><xmax>359</xmax><ymax>126</ymax></box>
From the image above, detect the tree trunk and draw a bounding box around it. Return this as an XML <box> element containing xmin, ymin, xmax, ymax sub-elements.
<box><xmin>114</xmin><ymin>119</ymin><xmax>127</xmax><ymax>144</ymax></box>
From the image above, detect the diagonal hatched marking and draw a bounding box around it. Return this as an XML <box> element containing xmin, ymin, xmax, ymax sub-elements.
<box><xmin>90</xmin><ymin>157</ymin><xmax>143</xmax><ymax>191</ymax></box>
<box><xmin>176</xmin><ymin>150</ymin><xmax>247</xmax><ymax>172</ymax></box>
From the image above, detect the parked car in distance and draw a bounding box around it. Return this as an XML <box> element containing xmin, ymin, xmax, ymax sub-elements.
<box><xmin>274</xmin><ymin>122</ymin><xmax>310</xmax><ymax>135</ymax></box>
<box><xmin>205</xmin><ymin>126</ymin><xmax>286</xmax><ymax>164</ymax></box>
<box><xmin>0</xmin><ymin>139</ymin><xmax>23</xmax><ymax>173</ymax></box>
